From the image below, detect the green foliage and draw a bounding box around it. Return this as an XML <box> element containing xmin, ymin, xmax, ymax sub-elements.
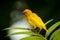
<box><xmin>21</xmin><ymin>35</ymin><xmax>47</xmax><ymax>40</ymax></box>
<box><xmin>3</xmin><ymin>27</ymin><xmax>28</xmax><ymax>30</ymax></box>
<box><xmin>45</xmin><ymin>21</ymin><xmax>60</xmax><ymax>38</ymax></box>
<box><xmin>6</xmin><ymin>31</ymin><xmax>40</xmax><ymax>37</ymax></box>
<box><xmin>50</xmin><ymin>29</ymin><xmax>60</xmax><ymax>40</ymax></box>
<box><xmin>4</xmin><ymin>19</ymin><xmax>60</xmax><ymax>40</ymax></box>
<box><xmin>45</xmin><ymin>19</ymin><xmax>54</xmax><ymax>25</ymax></box>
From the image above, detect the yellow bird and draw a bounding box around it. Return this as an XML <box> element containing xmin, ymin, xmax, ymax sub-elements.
<box><xmin>23</xmin><ymin>9</ymin><xmax>47</xmax><ymax>33</ymax></box>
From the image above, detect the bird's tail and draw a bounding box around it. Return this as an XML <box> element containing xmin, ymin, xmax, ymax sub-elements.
<box><xmin>42</xmin><ymin>26</ymin><xmax>47</xmax><ymax>32</ymax></box>
<box><xmin>44</xmin><ymin>28</ymin><xmax>48</xmax><ymax>32</ymax></box>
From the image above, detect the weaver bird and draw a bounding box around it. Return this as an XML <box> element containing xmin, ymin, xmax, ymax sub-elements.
<box><xmin>23</xmin><ymin>9</ymin><xmax>47</xmax><ymax>33</ymax></box>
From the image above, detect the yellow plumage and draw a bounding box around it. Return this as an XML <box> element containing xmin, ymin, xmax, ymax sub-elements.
<box><xmin>23</xmin><ymin>9</ymin><xmax>47</xmax><ymax>33</ymax></box>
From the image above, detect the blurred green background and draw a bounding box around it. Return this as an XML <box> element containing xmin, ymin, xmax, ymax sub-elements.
<box><xmin>0</xmin><ymin>0</ymin><xmax>60</xmax><ymax>40</ymax></box>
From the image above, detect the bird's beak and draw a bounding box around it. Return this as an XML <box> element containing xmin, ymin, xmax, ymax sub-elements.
<box><xmin>23</xmin><ymin>10</ymin><xmax>25</xmax><ymax>12</ymax></box>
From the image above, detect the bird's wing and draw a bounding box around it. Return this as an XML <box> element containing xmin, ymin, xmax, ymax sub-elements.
<box><xmin>28</xmin><ymin>19</ymin><xmax>36</xmax><ymax>29</ymax></box>
<box><xmin>32</xmin><ymin>13</ymin><xmax>44</xmax><ymax>24</ymax></box>
<box><xmin>32</xmin><ymin>13</ymin><xmax>47</xmax><ymax>31</ymax></box>
<box><xmin>25</xmin><ymin>15</ymin><xmax>36</xmax><ymax>28</ymax></box>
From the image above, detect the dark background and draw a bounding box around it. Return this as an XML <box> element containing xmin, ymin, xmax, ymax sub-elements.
<box><xmin>0</xmin><ymin>0</ymin><xmax>60</xmax><ymax>40</ymax></box>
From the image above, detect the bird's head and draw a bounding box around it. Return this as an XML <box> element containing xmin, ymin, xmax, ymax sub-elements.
<box><xmin>23</xmin><ymin>9</ymin><xmax>32</xmax><ymax>16</ymax></box>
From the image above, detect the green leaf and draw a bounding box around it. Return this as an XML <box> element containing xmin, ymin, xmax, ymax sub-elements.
<box><xmin>6</xmin><ymin>31</ymin><xmax>40</xmax><ymax>37</ymax></box>
<box><xmin>21</xmin><ymin>35</ymin><xmax>47</xmax><ymax>40</ymax></box>
<box><xmin>3</xmin><ymin>27</ymin><xmax>28</xmax><ymax>30</ymax></box>
<box><xmin>45</xmin><ymin>21</ymin><xmax>60</xmax><ymax>38</ymax></box>
<box><xmin>45</xmin><ymin>19</ymin><xmax>54</xmax><ymax>25</ymax></box>
<box><xmin>50</xmin><ymin>29</ymin><xmax>60</xmax><ymax>40</ymax></box>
